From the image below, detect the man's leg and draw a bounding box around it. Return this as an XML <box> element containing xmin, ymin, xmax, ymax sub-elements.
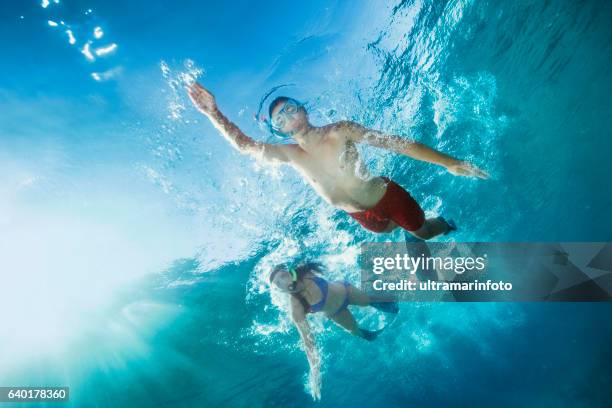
<box><xmin>382</xmin><ymin>220</ymin><xmax>399</xmax><ymax>233</ymax></box>
<box><xmin>408</xmin><ymin>217</ymin><xmax>450</xmax><ymax>240</ymax></box>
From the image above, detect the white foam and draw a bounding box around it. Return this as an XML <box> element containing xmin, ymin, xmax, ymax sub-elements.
<box><xmin>94</xmin><ymin>43</ymin><xmax>117</xmax><ymax>57</ymax></box>
<box><xmin>91</xmin><ymin>67</ymin><xmax>122</xmax><ymax>82</ymax></box>
<box><xmin>160</xmin><ymin>60</ymin><xmax>170</xmax><ymax>76</ymax></box>
<box><xmin>93</xmin><ymin>26</ymin><xmax>104</xmax><ymax>39</ymax></box>
<box><xmin>65</xmin><ymin>29</ymin><xmax>75</xmax><ymax>45</ymax></box>
<box><xmin>158</xmin><ymin>59</ymin><xmax>204</xmax><ymax>122</ymax></box>
<box><xmin>47</xmin><ymin>20</ymin><xmax>58</xmax><ymax>27</ymax></box>
<box><xmin>81</xmin><ymin>41</ymin><xmax>94</xmax><ymax>61</ymax></box>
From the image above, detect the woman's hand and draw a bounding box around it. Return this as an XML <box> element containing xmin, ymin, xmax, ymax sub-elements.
<box><xmin>446</xmin><ymin>161</ymin><xmax>489</xmax><ymax>179</ymax></box>
<box><xmin>187</xmin><ymin>82</ymin><xmax>218</xmax><ymax>115</ymax></box>
<box><xmin>308</xmin><ymin>365</ymin><xmax>322</xmax><ymax>400</ymax></box>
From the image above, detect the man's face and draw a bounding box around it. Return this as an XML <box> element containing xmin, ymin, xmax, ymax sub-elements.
<box><xmin>271</xmin><ymin>99</ymin><xmax>307</xmax><ymax>136</ymax></box>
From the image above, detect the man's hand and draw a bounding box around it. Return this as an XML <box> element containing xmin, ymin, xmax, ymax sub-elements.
<box><xmin>446</xmin><ymin>161</ymin><xmax>489</xmax><ymax>179</ymax></box>
<box><xmin>185</xmin><ymin>82</ymin><xmax>290</xmax><ymax>161</ymax></box>
<box><xmin>187</xmin><ymin>82</ymin><xmax>217</xmax><ymax>115</ymax></box>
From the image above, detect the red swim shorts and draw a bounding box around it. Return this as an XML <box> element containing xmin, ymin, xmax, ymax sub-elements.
<box><xmin>348</xmin><ymin>178</ymin><xmax>425</xmax><ymax>233</ymax></box>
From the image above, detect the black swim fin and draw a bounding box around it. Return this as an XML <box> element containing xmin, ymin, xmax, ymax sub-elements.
<box><xmin>371</xmin><ymin>301</ymin><xmax>399</xmax><ymax>314</ymax></box>
<box><xmin>361</xmin><ymin>328</ymin><xmax>384</xmax><ymax>341</ymax></box>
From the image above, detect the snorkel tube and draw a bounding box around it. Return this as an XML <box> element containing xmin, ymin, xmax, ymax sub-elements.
<box><xmin>287</xmin><ymin>267</ymin><xmax>298</xmax><ymax>291</ymax></box>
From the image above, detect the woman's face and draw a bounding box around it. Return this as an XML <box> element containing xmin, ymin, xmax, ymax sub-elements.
<box><xmin>272</xmin><ymin>270</ymin><xmax>301</xmax><ymax>293</ymax></box>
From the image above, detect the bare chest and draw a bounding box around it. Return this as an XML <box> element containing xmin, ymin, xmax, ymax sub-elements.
<box><xmin>291</xmin><ymin>139</ymin><xmax>361</xmax><ymax>181</ymax></box>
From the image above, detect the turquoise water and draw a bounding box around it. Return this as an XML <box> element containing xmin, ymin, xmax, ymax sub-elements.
<box><xmin>2</xmin><ymin>0</ymin><xmax>612</xmax><ymax>406</ymax></box>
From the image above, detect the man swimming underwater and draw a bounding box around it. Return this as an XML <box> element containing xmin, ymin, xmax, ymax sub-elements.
<box><xmin>187</xmin><ymin>83</ymin><xmax>488</xmax><ymax>239</ymax></box>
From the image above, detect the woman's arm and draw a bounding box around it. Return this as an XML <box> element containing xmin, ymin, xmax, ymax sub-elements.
<box><xmin>290</xmin><ymin>297</ymin><xmax>322</xmax><ymax>400</ymax></box>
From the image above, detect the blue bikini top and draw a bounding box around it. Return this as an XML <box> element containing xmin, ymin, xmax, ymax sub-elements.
<box><xmin>304</xmin><ymin>276</ymin><xmax>329</xmax><ymax>313</ymax></box>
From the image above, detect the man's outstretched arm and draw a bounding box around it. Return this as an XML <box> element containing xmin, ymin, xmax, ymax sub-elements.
<box><xmin>342</xmin><ymin>121</ymin><xmax>489</xmax><ymax>179</ymax></box>
<box><xmin>187</xmin><ymin>83</ymin><xmax>289</xmax><ymax>162</ymax></box>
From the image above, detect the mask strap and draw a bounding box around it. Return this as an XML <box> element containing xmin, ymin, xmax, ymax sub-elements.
<box><xmin>254</xmin><ymin>84</ymin><xmax>296</xmax><ymax>123</ymax></box>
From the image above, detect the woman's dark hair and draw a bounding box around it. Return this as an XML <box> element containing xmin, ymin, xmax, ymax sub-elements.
<box><xmin>268</xmin><ymin>261</ymin><xmax>324</xmax><ymax>285</ymax></box>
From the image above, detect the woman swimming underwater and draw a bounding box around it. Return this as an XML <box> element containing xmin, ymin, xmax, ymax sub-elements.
<box><xmin>269</xmin><ymin>261</ymin><xmax>399</xmax><ymax>399</ymax></box>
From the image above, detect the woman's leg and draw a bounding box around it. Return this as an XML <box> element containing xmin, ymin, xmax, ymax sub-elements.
<box><xmin>329</xmin><ymin>308</ymin><xmax>360</xmax><ymax>336</ymax></box>
<box><xmin>346</xmin><ymin>284</ymin><xmax>395</xmax><ymax>305</ymax></box>
<box><xmin>346</xmin><ymin>284</ymin><xmax>371</xmax><ymax>306</ymax></box>
<box><xmin>329</xmin><ymin>309</ymin><xmax>382</xmax><ymax>341</ymax></box>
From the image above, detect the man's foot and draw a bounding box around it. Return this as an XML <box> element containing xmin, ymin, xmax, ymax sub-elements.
<box><xmin>404</xmin><ymin>231</ymin><xmax>424</xmax><ymax>242</ymax></box>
